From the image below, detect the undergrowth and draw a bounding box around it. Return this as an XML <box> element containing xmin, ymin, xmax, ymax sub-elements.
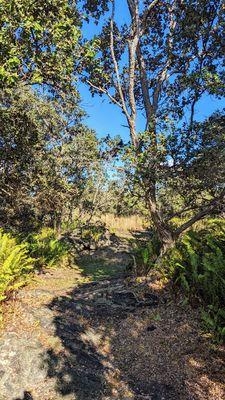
<box><xmin>133</xmin><ymin>219</ymin><xmax>225</xmax><ymax>343</ymax></box>
<box><xmin>0</xmin><ymin>230</ymin><xmax>34</xmax><ymax>302</ymax></box>
<box><xmin>27</xmin><ymin>227</ymin><xmax>70</xmax><ymax>269</ymax></box>
<box><xmin>0</xmin><ymin>227</ymin><xmax>71</xmax><ymax>307</ymax></box>
<box><xmin>164</xmin><ymin>219</ymin><xmax>225</xmax><ymax>343</ymax></box>
<box><xmin>133</xmin><ymin>231</ymin><xmax>160</xmax><ymax>275</ymax></box>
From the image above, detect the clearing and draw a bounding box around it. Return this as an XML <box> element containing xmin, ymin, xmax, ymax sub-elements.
<box><xmin>0</xmin><ymin>237</ymin><xmax>224</xmax><ymax>400</ymax></box>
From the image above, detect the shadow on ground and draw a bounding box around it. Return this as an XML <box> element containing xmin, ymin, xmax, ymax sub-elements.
<box><xmin>9</xmin><ymin>235</ymin><xmax>225</xmax><ymax>400</ymax></box>
<box><xmin>43</xmin><ymin>277</ymin><xmax>179</xmax><ymax>400</ymax></box>
<box><xmin>73</xmin><ymin>236</ymin><xmax>131</xmax><ymax>281</ymax></box>
<box><xmin>42</xmin><ymin>268</ymin><xmax>225</xmax><ymax>400</ymax></box>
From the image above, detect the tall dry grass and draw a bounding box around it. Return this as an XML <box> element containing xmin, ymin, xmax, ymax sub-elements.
<box><xmin>102</xmin><ymin>214</ymin><xmax>145</xmax><ymax>234</ymax></box>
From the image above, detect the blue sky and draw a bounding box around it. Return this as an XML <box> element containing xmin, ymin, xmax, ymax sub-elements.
<box><xmin>79</xmin><ymin>82</ymin><xmax>144</xmax><ymax>141</ymax></box>
<box><xmin>79</xmin><ymin>0</ymin><xmax>133</xmax><ymax>141</ymax></box>
<box><xmin>79</xmin><ymin>82</ymin><xmax>224</xmax><ymax>141</ymax></box>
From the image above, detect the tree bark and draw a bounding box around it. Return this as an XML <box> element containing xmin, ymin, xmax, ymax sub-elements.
<box><xmin>145</xmin><ymin>193</ymin><xmax>175</xmax><ymax>256</ymax></box>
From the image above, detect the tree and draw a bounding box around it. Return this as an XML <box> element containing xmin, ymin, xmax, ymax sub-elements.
<box><xmin>81</xmin><ymin>0</ymin><xmax>225</xmax><ymax>254</ymax></box>
<box><xmin>0</xmin><ymin>0</ymin><xmax>105</xmax><ymax>234</ymax></box>
<box><xmin>0</xmin><ymin>84</ymin><xmax>100</xmax><ymax>232</ymax></box>
<box><xmin>0</xmin><ymin>0</ymin><xmax>81</xmax><ymax>90</ymax></box>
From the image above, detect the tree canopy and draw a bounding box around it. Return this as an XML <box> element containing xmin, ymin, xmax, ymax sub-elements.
<box><xmin>0</xmin><ymin>0</ymin><xmax>81</xmax><ymax>90</ymax></box>
<box><xmin>0</xmin><ymin>0</ymin><xmax>224</xmax><ymax>250</ymax></box>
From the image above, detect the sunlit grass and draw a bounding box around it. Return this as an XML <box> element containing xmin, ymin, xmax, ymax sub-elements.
<box><xmin>77</xmin><ymin>256</ymin><xmax>125</xmax><ymax>281</ymax></box>
<box><xmin>101</xmin><ymin>214</ymin><xmax>145</xmax><ymax>235</ymax></box>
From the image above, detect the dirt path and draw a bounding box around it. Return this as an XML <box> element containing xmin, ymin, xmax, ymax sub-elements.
<box><xmin>0</xmin><ymin>240</ymin><xmax>224</xmax><ymax>400</ymax></box>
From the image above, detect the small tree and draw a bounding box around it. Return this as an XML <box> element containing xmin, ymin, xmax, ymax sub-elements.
<box><xmin>81</xmin><ymin>0</ymin><xmax>225</xmax><ymax>254</ymax></box>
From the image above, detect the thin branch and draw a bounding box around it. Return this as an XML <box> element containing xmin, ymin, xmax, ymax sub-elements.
<box><xmin>86</xmin><ymin>79</ymin><xmax>123</xmax><ymax>108</ymax></box>
<box><xmin>126</xmin><ymin>0</ymin><xmax>141</xmax><ymax>147</ymax></box>
<box><xmin>136</xmin><ymin>44</ymin><xmax>153</xmax><ymax>128</ymax></box>
<box><xmin>165</xmin><ymin>204</ymin><xmax>200</xmax><ymax>222</ymax></box>
<box><xmin>153</xmin><ymin>0</ymin><xmax>177</xmax><ymax>111</ymax></box>
<box><xmin>0</xmin><ymin>187</ymin><xmax>12</xmax><ymax>196</ymax></box>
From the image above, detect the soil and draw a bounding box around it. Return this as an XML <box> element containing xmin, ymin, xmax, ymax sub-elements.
<box><xmin>0</xmin><ymin>238</ymin><xmax>224</xmax><ymax>400</ymax></box>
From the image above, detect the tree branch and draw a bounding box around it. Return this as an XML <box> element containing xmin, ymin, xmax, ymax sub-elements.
<box><xmin>136</xmin><ymin>44</ymin><xmax>153</xmax><ymax>128</ymax></box>
<box><xmin>175</xmin><ymin>190</ymin><xmax>225</xmax><ymax>236</ymax></box>
<box><xmin>165</xmin><ymin>204</ymin><xmax>200</xmax><ymax>222</ymax></box>
<box><xmin>126</xmin><ymin>0</ymin><xmax>140</xmax><ymax>147</ymax></box>
<box><xmin>141</xmin><ymin>0</ymin><xmax>160</xmax><ymax>35</ymax></box>
<box><xmin>153</xmin><ymin>0</ymin><xmax>177</xmax><ymax>111</ymax></box>
<box><xmin>85</xmin><ymin>79</ymin><xmax>123</xmax><ymax>109</ymax></box>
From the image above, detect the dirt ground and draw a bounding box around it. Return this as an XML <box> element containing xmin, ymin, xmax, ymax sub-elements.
<box><xmin>0</xmin><ymin>239</ymin><xmax>224</xmax><ymax>400</ymax></box>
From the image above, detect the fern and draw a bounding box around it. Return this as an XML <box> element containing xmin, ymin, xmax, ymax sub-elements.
<box><xmin>164</xmin><ymin>219</ymin><xmax>225</xmax><ymax>343</ymax></box>
<box><xmin>0</xmin><ymin>230</ymin><xmax>34</xmax><ymax>301</ymax></box>
<box><xmin>27</xmin><ymin>227</ymin><xmax>69</xmax><ymax>269</ymax></box>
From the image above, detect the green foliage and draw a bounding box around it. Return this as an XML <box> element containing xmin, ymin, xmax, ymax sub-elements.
<box><xmin>79</xmin><ymin>221</ymin><xmax>107</xmax><ymax>249</ymax></box>
<box><xmin>27</xmin><ymin>228</ymin><xmax>69</xmax><ymax>269</ymax></box>
<box><xmin>0</xmin><ymin>230</ymin><xmax>33</xmax><ymax>301</ymax></box>
<box><xmin>0</xmin><ymin>0</ymin><xmax>81</xmax><ymax>90</ymax></box>
<box><xmin>164</xmin><ymin>219</ymin><xmax>225</xmax><ymax>342</ymax></box>
<box><xmin>78</xmin><ymin>255</ymin><xmax>125</xmax><ymax>281</ymax></box>
<box><xmin>82</xmin><ymin>0</ymin><xmax>225</xmax><ymax>249</ymax></box>
<box><xmin>0</xmin><ymin>84</ymin><xmax>100</xmax><ymax>233</ymax></box>
<box><xmin>133</xmin><ymin>232</ymin><xmax>160</xmax><ymax>275</ymax></box>
<box><xmin>202</xmin><ymin>307</ymin><xmax>225</xmax><ymax>343</ymax></box>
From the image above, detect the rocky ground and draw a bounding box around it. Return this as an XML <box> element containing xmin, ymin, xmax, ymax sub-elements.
<box><xmin>0</xmin><ymin>238</ymin><xmax>224</xmax><ymax>400</ymax></box>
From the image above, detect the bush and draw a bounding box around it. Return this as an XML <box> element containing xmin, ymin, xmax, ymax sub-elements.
<box><xmin>27</xmin><ymin>227</ymin><xmax>70</xmax><ymax>269</ymax></box>
<box><xmin>69</xmin><ymin>220</ymin><xmax>108</xmax><ymax>251</ymax></box>
<box><xmin>0</xmin><ymin>230</ymin><xmax>34</xmax><ymax>301</ymax></box>
<box><xmin>80</xmin><ymin>221</ymin><xmax>107</xmax><ymax>247</ymax></box>
<box><xmin>132</xmin><ymin>231</ymin><xmax>160</xmax><ymax>275</ymax></box>
<box><xmin>164</xmin><ymin>219</ymin><xmax>225</xmax><ymax>342</ymax></box>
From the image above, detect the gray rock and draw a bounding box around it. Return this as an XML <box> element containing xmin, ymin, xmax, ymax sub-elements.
<box><xmin>0</xmin><ymin>334</ymin><xmax>46</xmax><ymax>399</ymax></box>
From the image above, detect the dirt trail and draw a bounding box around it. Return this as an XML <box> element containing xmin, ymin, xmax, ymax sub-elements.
<box><xmin>0</xmin><ymin>239</ymin><xmax>224</xmax><ymax>400</ymax></box>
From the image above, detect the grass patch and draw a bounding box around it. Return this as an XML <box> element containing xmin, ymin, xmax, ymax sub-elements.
<box><xmin>101</xmin><ymin>214</ymin><xmax>145</xmax><ymax>235</ymax></box>
<box><xmin>77</xmin><ymin>256</ymin><xmax>125</xmax><ymax>281</ymax></box>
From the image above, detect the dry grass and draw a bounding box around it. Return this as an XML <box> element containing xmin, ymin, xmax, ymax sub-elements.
<box><xmin>101</xmin><ymin>214</ymin><xmax>145</xmax><ymax>235</ymax></box>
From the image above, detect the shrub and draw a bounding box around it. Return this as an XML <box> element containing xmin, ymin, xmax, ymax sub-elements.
<box><xmin>0</xmin><ymin>230</ymin><xmax>34</xmax><ymax>301</ymax></box>
<box><xmin>27</xmin><ymin>227</ymin><xmax>69</xmax><ymax>269</ymax></box>
<box><xmin>164</xmin><ymin>219</ymin><xmax>225</xmax><ymax>342</ymax></box>
<box><xmin>71</xmin><ymin>220</ymin><xmax>107</xmax><ymax>251</ymax></box>
<box><xmin>133</xmin><ymin>231</ymin><xmax>160</xmax><ymax>275</ymax></box>
<box><xmin>80</xmin><ymin>221</ymin><xmax>106</xmax><ymax>246</ymax></box>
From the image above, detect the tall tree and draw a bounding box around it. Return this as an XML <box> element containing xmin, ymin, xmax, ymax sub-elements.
<box><xmin>81</xmin><ymin>0</ymin><xmax>225</xmax><ymax>254</ymax></box>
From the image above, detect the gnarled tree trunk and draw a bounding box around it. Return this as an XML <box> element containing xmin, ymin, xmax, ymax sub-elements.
<box><xmin>146</xmin><ymin>194</ymin><xmax>176</xmax><ymax>258</ymax></box>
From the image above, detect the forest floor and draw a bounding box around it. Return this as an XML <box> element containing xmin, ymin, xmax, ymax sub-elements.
<box><xmin>0</xmin><ymin>235</ymin><xmax>225</xmax><ymax>400</ymax></box>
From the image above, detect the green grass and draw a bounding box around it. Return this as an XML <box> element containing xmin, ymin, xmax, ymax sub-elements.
<box><xmin>77</xmin><ymin>256</ymin><xmax>125</xmax><ymax>281</ymax></box>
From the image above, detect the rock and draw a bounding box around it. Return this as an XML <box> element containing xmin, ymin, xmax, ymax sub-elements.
<box><xmin>136</xmin><ymin>293</ymin><xmax>159</xmax><ymax>308</ymax></box>
<box><xmin>0</xmin><ymin>334</ymin><xmax>46</xmax><ymax>399</ymax></box>
<box><xmin>146</xmin><ymin>325</ymin><xmax>157</xmax><ymax>332</ymax></box>
<box><xmin>94</xmin><ymin>298</ymin><xmax>113</xmax><ymax>307</ymax></box>
<box><xmin>143</xmin><ymin>292</ymin><xmax>159</xmax><ymax>303</ymax></box>
<box><xmin>112</xmin><ymin>290</ymin><xmax>138</xmax><ymax>307</ymax></box>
